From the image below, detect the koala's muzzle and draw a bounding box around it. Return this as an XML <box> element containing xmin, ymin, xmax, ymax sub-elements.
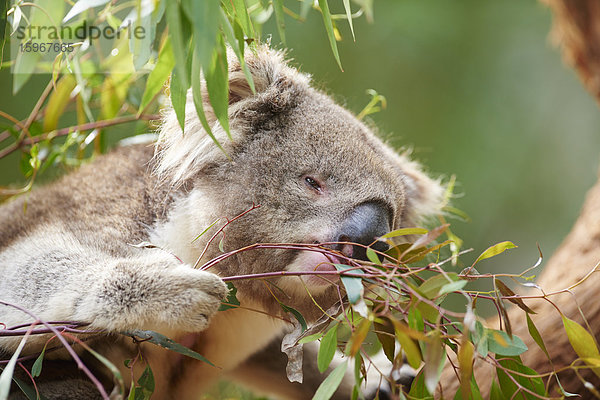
<box><xmin>334</xmin><ymin>202</ymin><xmax>391</xmax><ymax>261</ymax></box>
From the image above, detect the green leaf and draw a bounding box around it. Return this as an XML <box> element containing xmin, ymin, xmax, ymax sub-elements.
<box><xmin>525</xmin><ymin>314</ymin><xmax>549</xmax><ymax>359</ymax></box>
<box><xmin>408</xmin><ymin>371</ymin><xmax>434</xmax><ymax>399</ymax></box>
<box><xmin>0</xmin><ymin>334</ymin><xmax>28</xmax><ymax>399</ymax></box>
<box><xmin>472</xmin><ymin>321</ymin><xmax>488</xmax><ymax>357</ymax></box>
<box><xmin>4</xmin><ymin>373</ymin><xmax>47</xmax><ymax>400</ymax></box>
<box><xmin>219</xmin><ymin>282</ymin><xmax>240</xmax><ymax>311</ymax></box>
<box><xmin>182</xmin><ymin>0</ymin><xmax>219</xmax><ymax>71</ymax></box>
<box><xmin>365</xmin><ymin>247</ymin><xmax>381</xmax><ymax>265</ymax></box>
<box><xmin>31</xmin><ymin>346</ymin><xmax>47</xmax><ymax>378</ymax></box>
<box><xmin>496</xmin><ymin>356</ymin><xmax>546</xmax><ymax>399</ymax></box>
<box><xmin>318</xmin><ymin>325</ymin><xmax>338</xmax><ymax>373</ymax></box>
<box><xmin>562</xmin><ymin>315</ymin><xmax>600</xmax><ymax>377</ymax></box>
<box><xmin>473</xmin><ymin>241</ymin><xmax>517</xmax><ymax>266</ymax></box>
<box><xmin>374</xmin><ymin>319</ymin><xmax>395</xmax><ymax>362</ymax></box>
<box><xmin>220</xmin><ymin>10</ymin><xmax>255</xmax><ymax>94</ymax></box>
<box><xmin>423</xmin><ymin>332</ymin><xmax>445</xmax><ymax>395</ymax></box>
<box><xmin>165</xmin><ymin>0</ymin><xmax>189</xmax><ymax>89</ymax></box>
<box><xmin>80</xmin><ymin>343</ymin><xmax>125</xmax><ymax>396</ymax></box>
<box><xmin>489</xmin><ymin>380</ymin><xmax>504</xmax><ymax>400</ymax></box>
<box><xmin>439</xmin><ymin>279</ymin><xmax>467</xmax><ymax>296</ymax></box>
<box><xmin>63</xmin><ymin>0</ymin><xmax>109</xmax><ymax>22</ymax></box>
<box><xmin>205</xmin><ymin>35</ymin><xmax>231</xmax><ymax>138</ymax></box>
<box><xmin>280</xmin><ymin>304</ymin><xmax>308</xmax><ymax>332</ymax></box>
<box><xmin>127</xmin><ymin>330</ymin><xmax>214</xmax><ymax>366</ymax></box>
<box><xmin>495</xmin><ymin>278</ymin><xmax>535</xmax><ymax>314</ymax></box>
<box><xmin>347</xmin><ymin>318</ymin><xmax>370</xmax><ymax>357</ymax></box>
<box><xmin>231</xmin><ymin>0</ymin><xmax>254</xmax><ymax>39</ymax></box>
<box><xmin>408</xmin><ymin>307</ymin><xmax>424</xmax><ymax>332</ymax></box>
<box><xmin>342</xmin><ymin>0</ymin><xmax>355</xmax><ymax>41</ymax></box>
<box><xmin>488</xmin><ymin>330</ymin><xmax>528</xmax><ymax>356</ymax></box>
<box><xmin>312</xmin><ymin>361</ymin><xmax>347</xmax><ymax>400</ymax></box>
<box><xmin>139</xmin><ymin>38</ymin><xmax>175</xmax><ymax>114</ymax></box>
<box><xmin>13</xmin><ymin>0</ymin><xmax>65</xmax><ymax>93</ymax></box>
<box><xmin>458</xmin><ymin>339</ymin><xmax>474</xmax><ymax>399</ymax></box>
<box><xmin>395</xmin><ymin>327</ymin><xmax>422</xmax><ymax>369</ymax></box>
<box><xmin>133</xmin><ymin>365</ymin><xmax>154</xmax><ymax>400</ymax></box>
<box><xmin>272</xmin><ymin>0</ymin><xmax>286</xmax><ymax>44</ymax></box>
<box><xmin>191</xmin><ymin>47</ymin><xmax>226</xmax><ymax>154</ymax></box>
<box><xmin>317</xmin><ymin>0</ymin><xmax>342</xmax><ymax>71</ymax></box>
<box><xmin>43</xmin><ymin>74</ymin><xmax>77</xmax><ymax>132</ymax></box>
<box><xmin>334</xmin><ymin>264</ymin><xmax>364</xmax><ymax>304</ymax></box>
<box><xmin>379</xmin><ymin>227</ymin><xmax>428</xmax><ymax>239</ymax></box>
<box><xmin>418</xmin><ymin>273</ymin><xmax>459</xmax><ymax>300</ymax></box>
<box><xmin>170</xmin><ymin>67</ymin><xmax>187</xmax><ymax>133</ymax></box>
<box><xmin>453</xmin><ymin>376</ymin><xmax>484</xmax><ymax>400</ymax></box>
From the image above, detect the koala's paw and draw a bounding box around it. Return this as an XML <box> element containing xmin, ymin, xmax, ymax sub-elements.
<box><xmin>159</xmin><ymin>267</ymin><xmax>229</xmax><ymax>332</ymax></box>
<box><xmin>89</xmin><ymin>262</ymin><xmax>230</xmax><ymax>333</ymax></box>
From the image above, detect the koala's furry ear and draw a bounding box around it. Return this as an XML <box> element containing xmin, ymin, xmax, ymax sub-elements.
<box><xmin>155</xmin><ymin>45</ymin><xmax>310</xmax><ymax>185</ymax></box>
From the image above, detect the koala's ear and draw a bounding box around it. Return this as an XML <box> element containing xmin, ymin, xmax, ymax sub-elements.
<box><xmin>155</xmin><ymin>45</ymin><xmax>309</xmax><ymax>185</ymax></box>
<box><xmin>226</xmin><ymin>46</ymin><xmax>310</xmax><ymax>112</ymax></box>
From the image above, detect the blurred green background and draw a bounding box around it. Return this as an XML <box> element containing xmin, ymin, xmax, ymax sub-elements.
<box><xmin>2</xmin><ymin>0</ymin><xmax>599</xmax><ymax>302</ymax></box>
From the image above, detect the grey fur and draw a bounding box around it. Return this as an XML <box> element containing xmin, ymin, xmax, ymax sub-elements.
<box><xmin>0</xmin><ymin>46</ymin><xmax>442</xmax><ymax>399</ymax></box>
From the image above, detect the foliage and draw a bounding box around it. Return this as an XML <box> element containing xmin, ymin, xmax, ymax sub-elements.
<box><xmin>0</xmin><ymin>1</ymin><xmax>595</xmax><ymax>400</ymax></box>
<box><xmin>0</xmin><ymin>0</ymin><xmax>373</xmax><ymax>196</ymax></box>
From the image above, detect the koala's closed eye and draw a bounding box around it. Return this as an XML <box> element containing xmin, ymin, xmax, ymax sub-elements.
<box><xmin>303</xmin><ymin>176</ymin><xmax>324</xmax><ymax>193</ymax></box>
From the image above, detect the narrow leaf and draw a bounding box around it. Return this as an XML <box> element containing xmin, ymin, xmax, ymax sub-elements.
<box><xmin>219</xmin><ymin>282</ymin><xmax>240</xmax><ymax>311</ymax></box>
<box><xmin>365</xmin><ymin>247</ymin><xmax>381</xmax><ymax>265</ymax></box>
<box><xmin>334</xmin><ymin>264</ymin><xmax>364</xmax><ymax>304</ymax></box>
<box><xmin>231</xmin><ymin>0</ymin><xmax>254</xmax><ymax>38</ymax></box>
<box><xmin>63</xmin><ymin>0</ymin><xmax>110</xmax><ymax>23</ymax></box>
<box><xmin>374</xmin><ymin>319</ymin><xmax>395</xmax><ymax>362</ymax></box>
<box><xmin>395</xmin><ymin>327</ymin><xmax>422</xmax><ymax>369</ymax></box>
<box><xmin>488</xmin><ymin>330</ymin><xmax>528</xmax><ymax>356</ymax></box>
<box><xmin>473</xmin><ymin>241</ymin><xmax>517</xmax><ymax>266</ymax></box>
<box><xmin>458</xmin><ymin>339</ymin><xmax>474</xmax><ymax>399</ymax></box>
<box><xmin>139</xmin><ymin>38</ymin><xmax>175</xmax><ymax>114</ymax></box>
<box><xmin>423</xmin><ymin>332</ymin><xmax>445</xmax><ymax>395</ymax></box>
<box><xmin>0</xmin><ymin>334</ymin><xmax>28</xmax><ymax>399</ymax></box>
<box><xmin>347</xmin><ymin>318</ymin><xmax>370</xmax><ymax>357</ymax></box>
<box><xmin>495</xmin><ymin>278</ymin><xmax>536</xmax><ymax>314</ymax></box>
<box><xmin>191</xmin><ymin>48</ymin><xmax>226</xmax><ymax>154</ymax></box>
<box><xmin>342</xmin><ymin>0</ymin><xmax>355</xmax><ymax>41</ymax></box>
<box><xmin>31</xmin><ymin>346</ymin><xmax>47</xmax><ymax>378</ymax></box>
<box><xmin>318</xmin><ymin>325</ymin><xmax>338</xmax><ymax>373</ymax></box>
<box><xmin>525</xmin><ymin>314</ymin><xmax>549</xmax><ymax>359</ymax></box>
<box><xmin>380</xmin><ymin>227</ymin><xmax>428</xmax><ymax>239</ymax></box>
<box><xmin>165</xmin><ymin>0</ymin><xmax>189</xmax><ymax>89</ymax></box>
<box><xmin>312</xmin><ymin>361</ymin><xmax>347</xmax><ymax>400</ymax></box>
<box><xmin>170</xmin><ymin>67</ymin><xmax>187</xmax><ymax>132</ymax></box>
<box><xmin>280</xmin><ymin>304</ymin><xmax>308</xmax><ymax>332</ymax></box>
<box><xmin>128</xmin><ymin>330</ymin><xmax>214</xmax><ymax>366</ymax></box>
<box><xmin>205</xmin><ymin>35</ymin><xmax>231</xmax><ymax>138</ymax></box>
<box><xmin>317</xmin><ymin>0</ymin><xmax>342</xmax><ymax>70</ymax></box>
<box><xmin>272</xmin><ymin>0</ymin><xmax>286</xmax><ymax>44</ymax></box>
<box><xmin>43</xmin><ymin>75</ymin><xmax>77</xmax><ymax>132</ymax></box>
<box><xmin>562</xmin><ymin>315</ymin><xmax>600</xmax><ymax>377</ymax></box>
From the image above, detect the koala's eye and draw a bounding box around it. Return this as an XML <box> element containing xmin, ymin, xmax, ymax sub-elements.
<box><xmin>304</xmin><ymin>176</ymin><xmax>323</xmax><ymax>193</ymax></box>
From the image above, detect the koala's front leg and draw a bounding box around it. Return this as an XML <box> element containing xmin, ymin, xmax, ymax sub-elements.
<box><xmin>1</xmin><ymin>245</ymin><xmax>228</xmax><ymax>340</ymax></box>
<box><xmin>70</xmin><ymin>250</ymin><xmax>228</xmax><ymax>333</ymax></box>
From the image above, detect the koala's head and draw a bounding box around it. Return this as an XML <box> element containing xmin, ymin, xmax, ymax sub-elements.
<box><xmin>155</xmin><ymin>46</ymin><xmax>443</xmax><ymax>318</ymax></box>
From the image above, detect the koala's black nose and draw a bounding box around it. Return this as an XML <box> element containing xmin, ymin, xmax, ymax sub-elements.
<box><xmin>335</xmin><ymin>202</ymin><xmax>391</xmax><ymax>261</ymax></box>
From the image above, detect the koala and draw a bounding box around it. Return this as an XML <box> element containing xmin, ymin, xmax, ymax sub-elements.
<box><xmin>0</xmin><ymin>46</ymin><xmax>442</xmax><ymax>399</ymax></box>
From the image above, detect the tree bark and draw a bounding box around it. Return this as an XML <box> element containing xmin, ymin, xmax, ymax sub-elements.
<box><xmin>441</xmin><ymin>1</ymin><xmax>600</xmax><ymax>397</ymax></box>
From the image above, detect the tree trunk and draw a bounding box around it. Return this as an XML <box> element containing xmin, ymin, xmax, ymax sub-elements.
<box><xmin>441</xmin><ymin>1</ymin><xmax>600</xmax><ymax>397</ymax></box>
